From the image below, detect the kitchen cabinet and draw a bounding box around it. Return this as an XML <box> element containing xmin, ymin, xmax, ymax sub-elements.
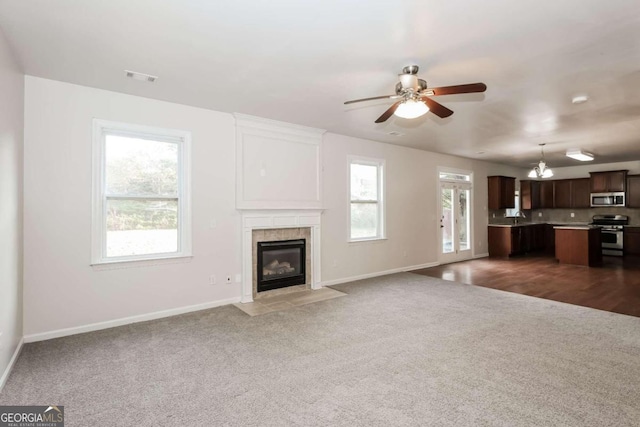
<box><xmin>513</xmin><ymin>226</ymin><xmax>532</xmax><ymax>254</ymax></box>
<box><xmin>624</xmin><ymin>227</ymin><xmax>640</xmax><ymax>257</ymax></box>
<box><xmin>553</xmin><ymin>180</ymin><xmax>572</xmax><ymax>208</ymax></box>
<box><xmin>539</xmin><ymin>181</ymin><xmax>554</xmax><ymax>208</ymax></box>
<box><xmin>627</xmin><ymin>175</ymin><xmax>640</xmax><ymax>208</ymax></box>
<box><xmin>590</xmin><ymin>171</ymin><xmax>627</xmax><ymax>193</ymax></box>
<box><xmin>570</xmin><ymin>178</ymin><xmax>591</xmax><ymax>208</ymax></box>
<box><xmin>544</xmin><ymin>224</ymin><xmax>556</xmax><ymax>255</ymax></box>
<box><xmin>488</xmin><ymin>224</ymin><xmax>545</xmax><ymax>257</ymax></box>
<box><xmin>531</xmin><ymin>224</ymin><xmax>546</xmax><ymax>251</ymax></box>
<box><xmin>488</xmin><ymin>176</ymin><xmax>515</xmax><ymax>210</ymax></box>
<box><xmin>520</xmin><ymin>180</ymin><xmax>540</xmax><ymax>210</ymax></box>
<box><xmin>555</xmin><ymin>227</ymin><xmax>602</xmax><ymax>267</ymax></box>
<box><xmin>522</xmin><ymin>178</ymin><xmax>589</xmax><ymax>209</ymax></box>
<box><xmin>488</xmin><ymin>226</ymin><xmax>527</xmax><ymax>256</ymax></box>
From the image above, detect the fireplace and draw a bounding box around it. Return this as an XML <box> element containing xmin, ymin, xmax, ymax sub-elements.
<box><xmin>257</xmin><ymin>239</ymin><xmax>306</xmax><ymax>292</ymax></box>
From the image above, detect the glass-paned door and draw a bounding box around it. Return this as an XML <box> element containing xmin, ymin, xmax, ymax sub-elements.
<box><xmin>440</xmin><ymin>181</ymin><xmax>472</xmax><ymax>264</ymax></box>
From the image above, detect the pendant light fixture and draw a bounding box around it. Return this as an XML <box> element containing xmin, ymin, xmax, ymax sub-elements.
<box><xmin>528</xmin><ymin>143</ymin><xmax>554</xmax><ymax>178</ymax></box>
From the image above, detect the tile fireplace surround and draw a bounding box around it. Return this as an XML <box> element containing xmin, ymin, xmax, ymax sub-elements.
<box><xmin>241</xmin><ymin>210</ymin><xmax>322</xmax><ymax>303</ymax></box>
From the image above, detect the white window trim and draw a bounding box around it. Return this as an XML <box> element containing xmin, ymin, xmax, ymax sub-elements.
<box><xmin>91</xmin><ymin>119</ymin><xmax>192</xmax><ymax>266</ymax></box>
<box><xmin>348</xmin><ymin>155</ymin><xmax>386</xmax><ymax>243</ymax></box>
<box><xmin>438</xmin><ymin>166</ymin><xmax>474</xmax><ymax>186</ymax></box>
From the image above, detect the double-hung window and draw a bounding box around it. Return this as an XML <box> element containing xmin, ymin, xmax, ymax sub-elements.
<box><xmin>92</xmin><ymin>120</ymin><xmax>191</xmax><ymax>264</ymax></box>
<box><xmin>349</xmin><ymin>157</ymin><xmax>385</xmax><ymax>241</ymax></box>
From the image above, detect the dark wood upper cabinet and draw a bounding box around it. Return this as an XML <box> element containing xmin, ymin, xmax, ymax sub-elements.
<box><xmin>590</xmin><ymin>171</ymin><xmax>627</xmax><ymax>193</ymax></box>
<box><xmin>520</xmin><ymin>180</ymin><xmax>540</xmax><ymax>210</ymax></box>
<box><xmin>553</xmin><ymin>180</ymin><xmax>572</xmax><ymax>208</ymax></box>
<box><xmin>570</xmin><ymin>178</ymin><xmax>591</xmax><ymax>208</ymax></box>
<box><xmin>539</xmin><ymin>181</ymin><xmax>554</xmax><ymax>208</ymax></box>
<box><xmin>628</xmin><ymin>175</ymin><xmax>640</xmax><ymax>208</ymax></box>
<box><xmin>488</xmin><ymin>176</ymin><xmax>515</xmax><ymax>209</ymax></box>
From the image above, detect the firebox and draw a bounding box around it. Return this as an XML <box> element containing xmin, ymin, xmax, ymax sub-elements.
<box><xmin>257</xmin><ymin>239</ymin><xmax>306</xmax><ymax>292</ymax></box>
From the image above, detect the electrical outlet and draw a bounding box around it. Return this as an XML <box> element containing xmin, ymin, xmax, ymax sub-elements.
<box><xmin>538</xmin><ymin>212</ymin><xmax>542</xmax><ymax>217</ymax></box>
<box><xmin>226</xmin><ymin>276</ymin><xmax>232</xmax><ymax>284</ymax></box>
<box><xmin>209</xmin><ymin>275</ymin><xmax>216</xmax><ymax>285</ymax></box>
<box><xmin>492</xmin><ymin>213</ymin><xmax>496</xmax><ymax>218</ymax></box>
<box><xmin>235</xmin><ymin>273</ymin><xmax>241</xmax><ymax>283</ymax></box>
<box><xmin>571</xmin><ymin>212</ymin><xmax>575</xmax><ymax>218</ymax></box>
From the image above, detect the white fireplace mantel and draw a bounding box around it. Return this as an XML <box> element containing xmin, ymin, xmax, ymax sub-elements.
<box><xmin>240</xmin><ymin>210</ymin><xmax>322</xmax><ymax>303</ymax></box>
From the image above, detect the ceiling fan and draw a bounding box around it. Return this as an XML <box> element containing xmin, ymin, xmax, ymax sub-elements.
<box><xmin>344</xmin><ymin>65</ymin><xmax>487</xmax><ymax>123</ymax></box>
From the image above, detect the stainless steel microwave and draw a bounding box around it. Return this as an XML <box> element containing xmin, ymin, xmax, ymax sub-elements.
<box><xmin>590</xmin><ymin>192</ymin><xmax>625</xmax><ymax>207</ymax></box>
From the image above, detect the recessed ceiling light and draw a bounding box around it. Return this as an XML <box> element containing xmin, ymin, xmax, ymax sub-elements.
<box><xmin>125</xmin><ymin>70</ymin><xmax>158</xmax><ymax>83</ymax></box>
<box><xmin>571</xmin><ymin>95</ymin><xmax>588</xmax><ymax>104</ymax></box>
<box><xmin>476</xmin><ymin>151</ymin><xmax>485</xmax><ymax>155</ymax></box>
<box><xmin>388</xmin><ymin>131</ymin><xmax>405</xmax><ymax>137</ymax></box>
<box><xmin>566</xmin><ymin>149</ymin><xmax>594</xmax><ymax>161</ymax></box>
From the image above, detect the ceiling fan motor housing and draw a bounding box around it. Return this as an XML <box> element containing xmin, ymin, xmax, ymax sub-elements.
<box><xmin>395</xmin><ymin>79</ymin><xmax>427</xmax><ymax>95</ymax></box>
<box><xmin>402</xmin><ymin>65</ymin><xmax>420</xmax><ymax>75</ymax></box>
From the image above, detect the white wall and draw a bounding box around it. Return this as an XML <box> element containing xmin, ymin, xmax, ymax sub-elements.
<box><xmin>321</xmin><ymin>133</ymin><xmax>522</xmax><ymax>284</ymax></box>
<box><xmin>23</xmin><ymin>77</ymin><xmax>241</xmax><ymax>337</ymax></box>
<box><xmin>23</xmin><ymin>76</ymin><xmax>527</xmax><ymax>338</ymax></box>
<box><xmin>0</xmin><ymin>29</ymin><xmax>24</xmax><ymax>387</ymax></box>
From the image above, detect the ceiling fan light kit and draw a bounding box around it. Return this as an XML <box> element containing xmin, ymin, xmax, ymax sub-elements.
<box><xmin>529</xmin><ymin>143</ymin><xmax>554</xmax><ymax>179</ymax></box>
<box><xmin>344</xmin><ymin>65</ymin><xmax>487</xmax><ymax>123</ymax></box>
<box><xmin>566</xmin><ymin>149</ymin><xmax>594</xmax><ymax>161</ymax></box>
<box><xmin>394</xmin><ymin>99</ymin><xmax>429</xmax><ymax>119</ymax></box>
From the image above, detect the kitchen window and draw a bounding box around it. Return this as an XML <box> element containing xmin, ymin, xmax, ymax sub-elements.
<box><xmin>349</xmin><ymin>157</ymin><xmax>385</xmax><ymax>241</ymax></box>
<box><xmin>91</xmin><ymin>119</ymin><xmax>192</xmax><ymax>265</ymax></box>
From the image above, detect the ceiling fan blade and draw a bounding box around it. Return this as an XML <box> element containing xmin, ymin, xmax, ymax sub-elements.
<box><xmin>421</xmin><ymin>97</ymin><xmax>454</xmax><ymax>118</ymax></box>
<box><xmin>374</xmin><ymin>101</ymin><xmax>402</xmax><ymax>123</ymax></box>
<box><xmin>430</xmin><ymin>83</ymin><xmax>487</xmax><ymax>96</ymax></box>
<box><xmin>344</xmin><ymin>95</ymin><xmax>399</xmax><ymax>105</ymax></box>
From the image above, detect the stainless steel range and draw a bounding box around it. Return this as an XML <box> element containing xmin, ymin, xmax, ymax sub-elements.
<box><xmin>591</xmin><ymin>214</ymin><xmax>629</xmax><ymax>257</ymax></box>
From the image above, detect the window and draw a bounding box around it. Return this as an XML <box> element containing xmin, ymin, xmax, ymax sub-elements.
<box><xmin>349</xmin><ymin>157</ymin><xmax>385</xmax><ymax>241</ymax></box>
<box><xmin>92</xmin><ymin>120</ymin><xmax>191</xmax><ymax>264</ymax></box>
<box><xmin>505</xmin><ymin>191</ymin><xmax>521</xmax><ymax>217</ymax></box>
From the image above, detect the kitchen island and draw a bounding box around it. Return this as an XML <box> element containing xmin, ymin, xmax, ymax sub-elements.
<box><xmin>554</xmin><ymin>226</ymin><xmax>602</xmax><ymax>267</ymax></box>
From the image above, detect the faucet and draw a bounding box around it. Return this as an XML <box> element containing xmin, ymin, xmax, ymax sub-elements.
<box><xmin>513</xmin><ymin>210</ymin><xmax>526</xmax><ymax>224</ymax></box>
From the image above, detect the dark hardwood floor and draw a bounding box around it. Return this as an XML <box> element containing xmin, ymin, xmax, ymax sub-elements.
<box><xmin>412</xmin><ymin>254</ymin><xmax>640</xmax><ymax>318</ymax></box>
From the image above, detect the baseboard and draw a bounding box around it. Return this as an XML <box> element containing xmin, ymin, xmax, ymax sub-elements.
<box><xmin>0</xmin><ymin>338</ymin><xmax>24</xmax><ymax>393</ymax></box>
<box><xmin>23</xmin><ymin>297</ymin><xmax>242</xmax><ymax>343</ymax></box>
<box><xmin>474</xmin><ymin>252</ymin><xmax>489</xmax><ymax>259</ymax></box>
<box><xmin>321</xmin><ymin>262</ymin><xmax>440</xmax><ymax>287</ymax></box>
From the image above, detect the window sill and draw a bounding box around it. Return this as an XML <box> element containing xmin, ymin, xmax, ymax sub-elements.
<box><xmin>348</xmin><ymin>237</ymin><xmax>388</xmax><ymax>244</ymax></box>
<box><xmin>91</xmin><ymin>255</ymin><xmax>193</xmax><ymax>271</ymax></box>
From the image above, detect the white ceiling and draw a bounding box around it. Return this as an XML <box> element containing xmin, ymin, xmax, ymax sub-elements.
<box><xmin>2</xmin><ymin>0</ymin><xmax>640</xmax><ymax>168</ymax></box>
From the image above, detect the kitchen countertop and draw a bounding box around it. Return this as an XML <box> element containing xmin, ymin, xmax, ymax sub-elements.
<box><xmin>553</xmin><ymin>225</ymin><xmax>598</xmax><ymax>230</ymax></box>
<box><xmin>488</xmin><ymin>222</ymin><xmax>591</xmax><ymax>228</ymax></box>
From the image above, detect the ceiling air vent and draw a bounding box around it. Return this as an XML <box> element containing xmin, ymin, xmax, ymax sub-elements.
<box><xmin>125</xmin><ymin>70</ymin><xmax>158</xmax><ymax>83</ymax></box>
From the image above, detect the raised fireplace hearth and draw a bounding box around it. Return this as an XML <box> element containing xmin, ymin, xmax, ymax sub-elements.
<box><xmin>257</xmin><ymin>239</ymin><xmax>306</xmax><ymax>292</ymax></box>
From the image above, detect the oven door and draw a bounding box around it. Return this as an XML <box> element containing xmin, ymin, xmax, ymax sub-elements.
<box><xmin>601</xmin><ymin>229</ymin><xmax>623</xmax><ymax>250</ymax></box>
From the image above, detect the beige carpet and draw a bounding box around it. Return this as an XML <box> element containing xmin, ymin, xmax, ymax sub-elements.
<box><xmin>2</xmin><ymin>273</ymin><xmax>640</xmax><ymax>426</ymax></box>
